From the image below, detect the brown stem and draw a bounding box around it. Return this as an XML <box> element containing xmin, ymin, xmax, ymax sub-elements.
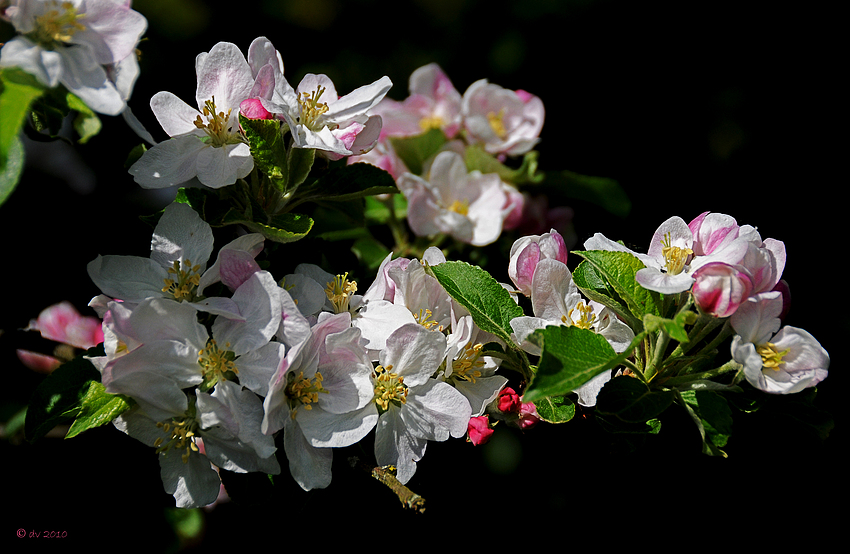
<box><xmin>348</xmin><ymin>456</ymin><xmax>426</xmax><ymax>513</ymax></box>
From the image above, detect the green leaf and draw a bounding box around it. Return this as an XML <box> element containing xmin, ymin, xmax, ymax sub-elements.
<box><xmin>0</xmin><ymin>134</ymin><xmax>25</xmax><ymax>207</ymax></box>
<box><xmin>427</xmin><ymin>260</ymin><xmax>524</xmax><ymax>345</ymax></box>
<box><xmin>464</xmin><ymin>145</ymin><xmax>543</xmax><ymax>185</ymax></box>
<box><xmin>0</xmin><ymin>68</ymin><xmax>45</xmax><ymax>167</ymax></box>
<box><xmin>297</xmin><ymin>162</ymin><xmax>397</xmax><ymax>203</ymax></box>
<box><xmin>643</xmin><ymin>313</ymin><xmax>689</xmax><ymax>343</ymax></box>
<box><xmin>364</xmin><ymin>193</ymin><xmax>407</xmax><ymax>224</ymax></box>
<box><xmin>538</xmin><ymin>169</ymin><xmax>631</xmax><ymax>218</ymax></box>
<box><xmin>677</xmin><ymin>390</ymin><xmax>733</xmax><ymax>457</ymax></box>
<box><xmin>572</xmin><ymin>259</ymin><xmax>637</xmax><ymax>329</ymax></box>
<box><xmin>25</xmin><ymin>346</ymin><xmax>103</xmax><ymax>443</ymax></box>
<box><xmin>388</xmin><ymin>128</ymin><xmax>447</xmax><ymax>175</ymax></box>
<box><xmin>287</xmin><ymin>145</ymin><xmax>316</xmax><ymax>190</ymax></box>
<box><xmin>572</xmin><ymin>250</ymin><xmax>663</xmax><ymax>325</ymax></box>
<box><xmin>65</xmin><ymin>381</ymin><xmax>133</xmax><ymax>439</ymax></box>
<box><xmin>595</xmin><ymin>375</ymin><xmax>675</xmax><ymax>424</ymax></box>
<box><xmin>533</xmin><ymin>395</ymin><xmax>576</xmax><ymax>424</ymax></box>
<box><xmin>65</xmin><ymin>92</ymin><xmax>101</xmax><ymax>143</ymax></box>
<box><xmin>352</xmin><ymin>235</ymin><xmax>392</xmax><ymax>272</ymax></box>
<box><xmin>240</xmin><ymin>115</ymin><xmax>288</xmax><ymax>187</ymax></box>
<box><xmin>523</xmin><ymin>325</ymin><xmax>622</xmax><ymax>402</ymax></box>
<box><xmin>222</xmin><ymin>209</ymin><xmax>314</xmax><ymax>244</ymax></box>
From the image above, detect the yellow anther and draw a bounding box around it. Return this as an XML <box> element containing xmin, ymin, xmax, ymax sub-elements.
<box><xmin>155</xmin><ymin>413</ymin><xmax>200</xmax><ymax>464</ymax></box>
<box><xmin>31</xmin><ymin>1</ymin><xmax>87</xmax><ymax>46</ymax></box>
<box><xmin>297</xmin><ymin>86</ymin><xmax>330</xmax><ymax>129</ymax></box>
<box><xmin>414</xmin><ymin>308</ymin><xmax>443</xmax><ymax>332</ymax></box>
<box><xmin>660</xmin><ymin>232</ymin><xmax>693</xmax><ymax>275</ymax></box>
<box><xmin>487</xmin><ymin>108</ymin><xmax>508</xmax><ymax>139</ymax></box>
<box><xmin>447</xmin><ymin>199</ymin><xmax>469</xmax><ymax>216</ymax></box>
<box><xmin>285</xmin><ymin>371</ymin><xmax>327</xmax><ymax>418</ymax></box>
<box><xmin>451</xmin><ymin>343</ymin><xmax>485</xmax><ymax>383</ymax></box>
<box><xmin>198</xmin><ymin>339</ymin><xmax>238</xmax><ymax>391</ymax></box>
<box><xmin>373</xmin><ymin>364</ymin><xmax>407</xmax><ymax>411</ymax></box>
<box><xmin>162</xmin><ymin>258</ymin><xmax>202</xmax><ymax>301</ymax></box>
<box><xmin>566</xmin><ymin>302</ymin><xmax>596</xmax><ymax>330</ymax></box>
<box><xmin>325</xmin><ymin>273</ymin><xmax>358</xmax><ymax>313</ymax></box>
<box><xmin>757</xmin><ymin>342</ymin><xmax>790</xmax><ymax>370</ymax></box>
<box><xmin>419</xmin><ymin>115</ymin><xmax>444</xmax><ymax>131</ymax></box>
<box><xmin>193</xmin><ymin>96</ymin><xmax>244</xmax><ymax>147</ymax></box>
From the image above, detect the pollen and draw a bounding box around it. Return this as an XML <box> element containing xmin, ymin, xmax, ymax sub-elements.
<box><xmin>155</xmin><ymin>414</ymin><xmax>200</xmax><ymax>464</ymax></box>
<box><xmin>31</xmin><ymin>1</ymin><xmax>87</xmax><ymax>46</ymax></box>
<box><xmin>487</xmin><ymin>108</ymin><xmax>509</xmax><ymax>140</ymax></box>
<box><xmin>285</xmin><ymin>370</ymin><xmax>327</xmax><ymax>418</ymax></box>
<box><xmin>325</xmin><ymin>273</ymin><xmax>358</xmax><ymax>313</ymax></box>
<box><xmin>198</xmin><ymin>339</ymin><xmax>238</xmax><ymax>391</ymax></box>
<box><xmin>447</xmin><ymin>199</ymin><xmax>469</xmax><ymax>216</ymax></box>
<box><xmin>660</xmin><ymin>232</ymin><xmax>693</xmax><ymax>275</ymax></box>
<box><xmin>450</xmin><ymin>343</ymin><xmax>485</xmax><ymax>383</ymax></box>
<box><xmin>193</xmin><ymin>97</ymin><xmax>244</xmax><ymax>147</ymax></box>
<box><xmin>757</xmin><ymin>342</ymin><xmax>790</xmax><ymax>371</ymax></box>
<box><xmin>297</xmin><ymin>86</ymin><xmax>330</xmax><ymax>129</ymax></box>
<box><xmin>374</xmin><ymin>364</ymin><xmax>407</xmax><ymax>412</ymax></box>
<box><xmin>565</xmin><ymin>302</ymin><xmax>596</xmax><ymax>330</ymax></box>
<box><xmin>162</xmin><ymin>258</ymin><xmax>202</xmax><ymax>301</ymax></box>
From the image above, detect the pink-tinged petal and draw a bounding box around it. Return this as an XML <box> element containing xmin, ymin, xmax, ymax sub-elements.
<box><xmin>730</xmin><ymin>291</ymin><xmax>784</xmax><ymax>344</ymax></box>
<box><xmin>691</xmin><ymin>262</ymin><xmax>754</xmax><ymax>318</ymax></box>
<box><xmin>150</xmin><ymin>202</ymin><xmax>215</xmax><ymax>271</ymax></box>
<box><xmin>218</xmin><ymin>249</ymin><xmax>262</xmax><ymax>290</ymax></box>
<box><xmin>58</xmin><ymin>45</ymin><xmax>125</xmax><ymax>115</ymax></box>
<box><xmin>194</xmin><ymin>142</ymin><xmax>253</xmax><ymax>188</ymax></box>
<box><xmin>195</xmin><ymin>42</ymin><xmax>254</xmax><ymax>110</ymax></box>
<box><xmin>150</xmin><ymin>91</ymin><xmax>201</xmax><ymax>137</ymax></box>
<box><xmin>646</xmin><ymin>216</ymin><xmax>693</xmax><ymax>259</ymax></box>
<box><xmin>348</xmin><ymin>115</ymin><xmax>383</xmax><ymax>156</ymax></box>
<box><xmin>325</xmin><ymin>76</ymin><xmax>393</xmax><ymax>124</ymax></box>
<box><xmin>688</xmin><ymin>212</ymin><xmax>739</xmax><ymax>256</ymax></box>
<box><xmin>73</xmin><ymin>0</ymin><xmax>147</xmax><ymax>64</ymax></box>
<box><xmin>247</xmin><ymin>36</ymin><xmax>284</xmax><ymax>79</ymax></box>
<box><xmin>513</xmin><ymin>241</ymin><xmax>540</xmax><ymax>296</ymax></box>
<box><xmin>380</xmin><ymin>324</ymin><xmax>447</xmax><ymax>387</ymax></box>
<box><xmin>635</xmin><ymin>267</ymin><xmax>695</xmax><ymax>294</ymax></box>
<box><xmin>530</xmin><ymin>259</ymin><xmax>576</xmax><ymax>321</ymax></box>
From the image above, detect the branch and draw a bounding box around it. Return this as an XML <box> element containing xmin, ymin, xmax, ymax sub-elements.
<box><xmin>348</xmin><ymin>456</ymin><xmax>426</xmax><ymax>513</ymax></box>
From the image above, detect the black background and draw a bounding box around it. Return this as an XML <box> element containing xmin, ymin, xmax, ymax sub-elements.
<box><xmin>2</xmin><ymin>0</ymin><xmax>843</xmax><ymax>548</ymax></box>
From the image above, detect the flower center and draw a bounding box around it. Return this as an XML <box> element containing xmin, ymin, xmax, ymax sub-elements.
<box><xmin>660</xmin><ymin>232</ymin><xmax>693</xmax><ymax>275</ymax></box>
<box><xmin>564</xmin><ymin>301</ymin><xmax>596</xmax><ymax>330</ymax></box>
<box><xmin>414</xmin><ymin>308</ymin><xmax>444</xmax><ymax>332</ymax></box>
<box><xmin>197</xmin><ymin>339</ymin><xmax>238</xmax><ymax>391</ymax></box>
<box><xmin>374</xmin><ymin>364</ymin><xmax>407</xmax><ymax>412</ymax></box>
<box><xmin>757</xmin><ymin>342</ymin><xmax>790</xmax><ymax>371</ymax></box>
<box><xmin>162</xmin><ymin>259</ymin><xmax>202</xmax><ymax>301</ymax></box>
<box><xmin>447</xmin><ymin>199</ymin><xmax>469</xmax><ymax>216</ymax></box>
<box><xmin>487</xmin><ymin>108</ymin><xmax>508</xmax><ymax>140</ymax></box>
<box><xmin>194</xmin><ymin>97</ymin><xmax>244</xmax><ymax>148</ymax></box>
<box><xmin>29</xmin><ymin>1</ymin><xmax>87</xmax><ymax>47</ymax></box>
<box><xmin>297</xmin><ymin>86</ymin><xmax>330</xmax><ymax>130</ymax></box>
<box><xmin>325</xmin><ymin>273</ymin><xmax>357</xmax><ymax>313</ymax></box>
<box><xmin>419</xmin><ymin>114</ymin><xmax>444</xmax><ymax>132</ymax></box>
<box><xmin>153</xmin><ymin>408</ymin><xmax>201</xmax><ymax>464</ymax></box>
<box><xmin>450</xmin><ymin>343</ymin><xmax>485</xmax><ymax>383</ymax></box>
<box><xmin>284</xmin><ymin>370</ymin><xmax>327</xmax><ymax>418</ymax></box>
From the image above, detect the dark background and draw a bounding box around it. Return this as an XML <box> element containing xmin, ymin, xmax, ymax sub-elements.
<box><xmin>2</xmin><ymin>0</ymin><xmax>843</xmax><ymax>548</ymax></box>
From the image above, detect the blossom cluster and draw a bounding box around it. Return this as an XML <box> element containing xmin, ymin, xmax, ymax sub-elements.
<box><xmin>126</xmin><ymin>36</ymin><xmax>391</xmax><ymax>190</ymax></box>
<box><xmin>350</xmin><ymin>63</ymin><xmax>545</xmax><ymax>246</ymax></box>
<box><xmin>84</xmin><ymin>202</ymin><xmax>523</xmax><ymax>507</ymax></box>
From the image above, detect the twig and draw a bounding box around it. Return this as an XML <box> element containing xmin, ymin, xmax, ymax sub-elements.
<box><xmin>348</xmin><ymin>456</ymin><xmax>426</xmax><ymax>513</ymax></box>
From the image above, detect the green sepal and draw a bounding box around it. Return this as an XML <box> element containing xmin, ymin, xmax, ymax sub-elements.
<box><xmin>572</xmin><ymin>250</ymin><xmax>664</xmax><ymax>326</ymax></box>
<box><xmin>677</xmin><ymin>389</ymin><xmax>733</xmax><ymax>457</ymax></box>
<box><xmin>65</xmin><ymin>381</ymin><xmax>134</xmax><ymax>439</ymax></box>
<box><xmin>65</xmin><ymin>92</ymin><xmax>102</xmax><ymax>144</ymax></box>
<box><xmin>594</xmin><ymin>375</ymin><xmax>675</xmax><ymax>425</ymax></box>
<box><xmin>523</xmin><ymin>325</ymin><xmax>626</xmax><ymax>403</ymax></box>
<box><xmin>240</xmin><ymin>115</ymin><xmax>289</xmax><ymax>189</ymax></box>
<box><xmin>427</xmin><ymin>260</ymin><xmax>524</xmax><ymax>346</ymax></box>
<box><xmin>221</xmin><ymin>209</ymin><xmax>314</xmax><ymax>244</ymax></box>
<box><xmin>388</xmin><ymin>128</ymin><xmax>447</xmax><ymax>175</ymax></box>
<box><xmin>24</xmin><ymin>344</ymin><xmax>104</xmax><ymax>443</ymax></box>
<box><xmin>533</xmin><ymin>395</ymin><xmax>576</xmax><ymax>424</ymax></box>
<box><xmin>464</xmin><ymin>144</ymin><xmax>544</xmax><ymax>185</ymax></box>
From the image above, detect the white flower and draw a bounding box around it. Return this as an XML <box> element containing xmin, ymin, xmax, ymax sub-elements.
<box><xmin>461</xmin><ymin>78</ymin><xmax>544</xmax><ymax>156</ymax></box>
<box><xmin>0</xmin><ymin>0</ymin><xmax>147</xmax><ymax>115</ymax></box>
<box><xmin>397</xmin><ymin>150</ymin><xmax>511</xmax><ymax>246</ymax></box>
<box><xmin>114</xmin><ymin>384</ymin><xmax>279</xmax><ymax>508</ymax></box>
<box><xmin>263</xmin><ymin>72</ymin><xmax>392</xmax><ymax>158</ymax></box>
<box><xmin>730</xmin><ymin>291</ymin><xmax>829</xmax><ymax>394</ymax></box>
<box><xmin>128</xmin><ymin>40</ymin><xmax>257</xmax><ymax>189</ymax></box>
<box><xmin>372</xmin><ymin>323</ymin><xmax>471</xmax><ymax>484</ymax></box>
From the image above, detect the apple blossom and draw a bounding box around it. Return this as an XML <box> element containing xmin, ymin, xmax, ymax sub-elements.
<box><xmin>0</xmin><ymin>0</ymin><xmax>147</xmax><ymax>115</ymax></box>
<box><xmin>16</xmin><ymin>301</ymin><xmax>103</xmax><ymax>373</ymax></box>
<box><xmin>467</xmin><ymin>415</ymin><xmax>494</xmax><ymax>445</ymax></box>
<box><xmin>128</xmin><ymin>40</ymin><xmax>258</xmax><ymax>189</ymax></box>
<box><xmin>397</xmin><ymin>150</ymin><xmax>512</xmax><ymax>246</ymax></box>
<box><xmin>261</xmin><ymin>72</ymin><xmax>391</xmax><ymax>159</ymax></box>
<box><xmin>461</xmin><ymin>79</ymin><xmax>544</xmax><ymax>156</ymax></box>
<box><xmin>730</xmin><ymin>292</ymin><xmax>829</xmax><ymax>394</ymax></box>
<box><xmin>508</xmin><ymin>228</ymin><xmax>569</xmax><ymax>296</ymax></box>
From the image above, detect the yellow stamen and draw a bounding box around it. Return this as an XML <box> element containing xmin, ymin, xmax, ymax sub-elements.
<box><xmin>414</xmin><ymin>308</ymin><xmax>443</xmax><ymax>332</ymax></box>
<box><xmin>757</xmin><ymin>342</ymin><xmax>790</xmax><ymax>371</ymax></box>
<box><xmin>31</xmin><ymin>1</ymin><xmax>87</xmax><ymax>46</ymax></box>
<box><xmin>487</xmin><ymin>108</ymin><xmax>508</xmax><ymax>139</ymax></box>
<box><xmin>373</xmin><ymin>364</ymin><xmax>407</xmax><ymax>412</ymax></box>
<box><xmin>155</xmin><ymin>415</ymin><xmax>200</xmax><ymax>464</ymax></box>
<box><xmin>193</xmin><ymin>96</ymin><xmax>244</xmax><ymax>147</ymax></box>
<box><xmin>285</xmin><ymin>371</ymin><xmax>327</xmax><ymax>418</ymax></box>
<box><xmin>565</xmin><ymin>302</ymin><xmax>596</xmax><ymax>330</ymax></box>
<box><xmin>447</xmin><ymin>199</ymin><xmax>469</xmax><ymax>216</ymax></box>
<box><xmin>325</xmin><ymin>273</ymin><xmax>358</xmax><ymax>313</ymax></box>
<box><xmin>660</xmin><ymin>232</ymin><xmax>693</xmax><ymax>275</ymax></box>
<box><xmin>161</xmin><ymin>258</ymin><xmax>202</xmax><ymax>301</ymax></box>
<box><xmin>297</xmin><ymin>86</ymin><xmax>330</xmax><ymax>129</ymax></box>
<box><xmin>451</xmin><ymin>343</ymin><xmax>485</xmax><ymax>383</ymax></box>
<box><xmin>419</xmin><ymin>115</ymin><xmax>444</xmax><ymax>132</ymax></box>
<box><xmin>197</xmin><ymin>339</ymin><xmax>238</xmax><ymax>391</ymax></box>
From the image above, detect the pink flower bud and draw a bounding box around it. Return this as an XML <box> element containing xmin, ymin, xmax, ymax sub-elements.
<box><xmin>239</xmin><ymin>98</ymin><xmax>273</xmax><ymax>120</ymax></box>
<box><xmin>467</xmin><ymin>415</ymin><xmax>495</xmax><ymax>446</ymax></box>
<box><xmin>517</xmin><ymin>402</ymin><xmax>540</xmax><ymax>430</ymax></box>
<box><xmin>691</xmin><ymin>262</ymin><xmax>754</xmax><ymax>318</ymax></box>
<box><xmin>16</xmin><ymin>302</ymin><xmax>104</xmax><ymax>373</ymax></box>
<box><xmin>498</xmin><ymin>387</ymin><xmax>522</xmax><ymax>413</ymax></box>
<box><xmin>688</xmin><ymin>211</ymin><xmax>740</xmax><ymax>256</ymax></box>
<box><xmin>508</xmin><ymin>229</ymin><xmax>569</xmax><ymax>296</ymax></box>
